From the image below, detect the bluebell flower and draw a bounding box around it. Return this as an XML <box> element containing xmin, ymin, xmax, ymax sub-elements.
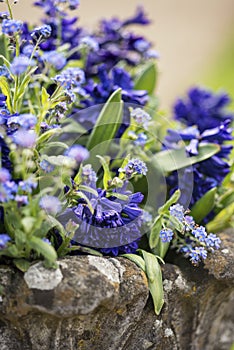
<box><xmin>173</xmin><ymin>87</ymin><xmax>234</xmax><ymax>132</ymax></box>
<box><xmin>165</xmin><ymin>88</ymin><xmax>233</xmax><ymax>215</ymax></box>
<box><xmin>82</xmin><ymin>65</ymin><xmax>148</xmax><ymax>109</ymax></box>
<box><xmin>42</xmin><ymin>50</ymin><xmax>67</xmax><ymax>70</ymax></box>
<box><xmin>39</xmin><ymin>195</ymin><xmax>62</xmax><ymax>216</ymax></box>
<box><xmin>11</xmin><ymin>55</ymin><xmax>35</xmax><ymax>75</ymax></box>
<box><xmin>0</xmin><ymin>234</ymin><xmax>11</xmax><ymax>249</ymax></box>
<box><xmin>2</xmin><ymin>19</ymin><xmax>22</xmax><ymax>35</ymax></box>
<box><xmin>65</xmin><ymin>145</ymin><xmax>89</xmax><ymax>163</ymax></box>
<box><xmin>159</xmin><ymin>228</ymin><xmax>174</xmax><ymax>243</ymax></box>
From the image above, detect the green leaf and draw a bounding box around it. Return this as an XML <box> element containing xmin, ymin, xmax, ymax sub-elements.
<box><xmin>0</xmin><ymin>76</ymin><xmax>12</xmax><ymax>111</ymax></box>
<box><xmin>153</xmin><ymin>143</ymin><xmax>220</xmax><ymax>173</ymax></box>
<box><xmin>13</xmin><ymin>259</ymin><xmax>31</xmax><ymax>272</ymax></box>
<box><xmin>206</xmin><ymin>202</ymin><xmax>234</xmax><ymax>233</ymax></box>
<box><xmin>158</xmin><ymin>190</ymin><xmax>181</xmax><ymax>214</ymax></box>
<box><xmin>41</xmin><ymin>86</ymin><xmax>50</xmax><ymax>107</ymax></box>
<box><xmin>34</xmin><ymin>215</ymin><xmax>66</xmax><ymax>238</ymax></box>
<box><xmin>96</xmin><ymin>155</ymin><xmax>112</xmax><ymax>189</ymax></box>
<box><xmin>134</xmin><ymin>62</ymin><xmax>157</xmax><ymax>95</ymax></box>
<box><xmin>140</xmin><ymin>250</ymin><xmax>164</xmax><ymax>315</ymax></box>
<box><xmin>21</xmin><ymin>217</ymin><xmax>37</xmax><ymax>234</ymax></box>
<box><xmin>122</xmin><ymin>254</ymin><xmax>146</xmax><ymax>271</ymax></box>
<box><xmin>37</xmin><ymin>128</ymin><xmax>62</xmax><ymax>146</ymax></box>
<box><xmin>79</xmin><ymin>185</ymin><xmax>98</xmax><ymax>197</ymax></box>
<box><xmin>190</xmin><ymin>187</ymin><xmax>217</xmax><ymax>223</ymax></box>
<box><xmin>149</xmin><ymin>215</ymin><xmax>162</xmax><ymax>249</ymax></box>
<box><xmin>87</xmin><ymin>88</ymin><xmax>123</xmax><ymax>155</ymax></box>
<box><xmin>61</xmin><ymin>118</ymin><xmax>87</xmax><ymax>134</ymax></box>
<box><xmin>29</xmin><ymin>236</ymin><xmax>57</xmax><ymax>262</ymax></box>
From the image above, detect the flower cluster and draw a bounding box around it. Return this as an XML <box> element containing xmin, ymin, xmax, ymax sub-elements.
<box><xmin>0</xmin><ymin>0</ymin><xmax>232</xmax><ymax>316</ymax></box>
<box><xmin>165</xmin><ymin>87</ymin><xmax>233</xmax><ymax>215</ymax></box>
<box><xmin>159</xmin><ymin>204</ymin><xmax>221</xmax><ymax>265</ymax></box>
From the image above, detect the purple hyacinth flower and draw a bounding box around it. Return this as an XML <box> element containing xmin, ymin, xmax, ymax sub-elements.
<box><xmin>2</xmin><ymin>19</ymin><xmax>22</xmax><ymax>35</ymax></box>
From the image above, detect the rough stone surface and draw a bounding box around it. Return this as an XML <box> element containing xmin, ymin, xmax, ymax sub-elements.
<box><xmin>0</xmin><ymin>231</ymin><xmax>234</xmax><ymax>350</ymax></box>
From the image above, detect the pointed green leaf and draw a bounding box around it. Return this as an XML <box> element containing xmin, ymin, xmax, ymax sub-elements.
<box><xmin>190</xmin><ymin>187</ymin><xmax>217</xmax><ymax>223</ymax></box>
<box><xmin>140</xmin><ymin>250</ymin><xmax>164</xmax><ymax>315</ymax></box>
<box><xmin>41</xmin><ymin>86</ymin><xmax>50</xmax><ymax>107</ymax></box>
<box><xmin>154</xmin><ymin>143</ymin><xmax>220</xmax><ymax>173</ymax></box>
<box><xmin>149</xmin><ymin>215</ymin><xmax>162</xmax><ymax>249</ymax></box>
<box><xmin>96</xmin><ymin>155</ymin><xmax>112</xmax><ymax>189</ymax></box>
<box><xmin>134</xmin><ymin>62</ymin><xmax>157</xmax><ymax>94</ymax></box>
<box><xmin>206</xmin><ymin>202</ymin><xmax>234</xmax><ymax>233</ymax></box>
<box><xmin>13</xmin><ymin>259</ymin><xmax>31</xmax><ymax>272</ymax></box>
<box><xmin>29</xmin><ymin>236</ymin><xmax>57</xmax><ymax>262</ymax></box>
<box><xmin>0</xmin><ymin>76</ymin><xmax>12</xmax><ymax>111</ymax></box>
<box><xmin>122</xmin><ymin>254</ymin><xmax>146</xmax><ymax>271</ymax></box>
<box><xmin>87</xmin><ymin>88</ymin><xmax>123</xmax><ymax>155</ymax></box>
<box><xmin>158</xmin><ymin>190</ymin><xmax>181</xmax><ymax>214</ymax></box>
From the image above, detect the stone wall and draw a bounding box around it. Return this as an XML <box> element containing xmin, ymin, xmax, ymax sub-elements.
<box><xmin>0</xmin><ymin>231</ymin><xmax>233</xmax><ymax>350</ymax></box>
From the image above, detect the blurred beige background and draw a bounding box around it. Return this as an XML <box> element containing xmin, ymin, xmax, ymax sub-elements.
<box><xmin>1</xmin><ymin>0</ymin><xmax>234</xmax><ymax>110</ymax></box>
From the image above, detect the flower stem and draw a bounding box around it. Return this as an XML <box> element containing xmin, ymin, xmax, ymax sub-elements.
<box><xmin>6</xmin><ymin>0</ymin><xmax>14</xmax><ymax>19</ymax></box>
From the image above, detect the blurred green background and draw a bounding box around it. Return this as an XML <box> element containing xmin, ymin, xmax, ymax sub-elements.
<box><xmin>1</xmin><ymin>0</ymin><xmax>234</xmax><ymax>110</ymax></box>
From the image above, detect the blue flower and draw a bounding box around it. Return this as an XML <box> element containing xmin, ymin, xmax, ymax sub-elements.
<box><xmin>2</xmin><ymin>19</ymin><xmax>22</xmax><ymax>36</ymax></box>
<box><xmin>18</xmin><ymin>179</ymin><xmax>37</xmax><ymax>193</ymax></box>
<box><xmin>169</xmin><ymin>204</ymin><xmax>184</xmax><ymax>222</ymax></box>
<box><xmin>205</xmin><ymin>233</ymin><xmax>221</xmax><ymax>249</ymax></box>
<box><xmin>15</xmin><ymin>195</ymin><xmax>29</xmax><ymax>206</ymax></box>
<box><xmin>119</xmin><ymin>158</ymin><xmax>148</xmax><ymax>177</ymax></box>
<box><xmin>159</xmin><ymin>228</ymin><xmax>174</xmax><ymax>243</ymax></box>
<box><xmin>11</xmin><ymin>55</ymin><xmax>35</xmax><ymax>75</ymax></box>
<box><xmin>40</xmin><ymin>160</ymin><xmax>55</xmax><ymax>173</ymax></box>
<box><xmin>12</xmin><ymin>130</ymin><xmax>37</xmax><ymax>148</ymax></box>
<box><xmin>130</xmin><ymin>107</ymin><xmax>151</xmax><ymax>128</ymax></box>
<box><xmin>39</xmin><ymin>195</ymin><xmax>62</xmax><ymax>216</ymax></box>
<box><xmin>191</xmin><ymin>226</ymin><xmax>207</xmax><ymax>242</ymax></box>
<box><xmin>42</xmin><ymin>50</ymin><xmax>67</xmax><ymax>70</ymax></box>
<box><xmin>0</xmin><ymin>168</ymin><xmax>11</xmax><ymax>183</ymax></box>
<box><xmin>0</xmin><ymin>234</ymin><xmax>11</xmax><ymax>249</ymax></box>
<box><xmin>65</xmin><ymin>145</ymin><xmax>89</xmax><ymax>163</ymax></box>
<box><xmin>31</xmin><ymin>24</ymin><xmax>52</xmax><ymax>43</ymax></box>
<box><xmin>80</xmin><ymin>36</ymin><xmax>99</xmax><ymax>52</ymax></box>
<box><xmin>165</xmin><ymin>89</ymin><xmax>233</xmax><ymax>215</ymax></box>
<box><xmin>173</xmin><ymin>87</ymin><xmax>233</xmax><ymax>132</ymax></box>
<box><xmin>53</xmin><ymin>67</ymin><xmax>85</xmax><ymax>91</ymax></box>
<box><xmin>189</xmin><ymin>246</ymin><xmax>207</xmax><ymax>264</ymax></box>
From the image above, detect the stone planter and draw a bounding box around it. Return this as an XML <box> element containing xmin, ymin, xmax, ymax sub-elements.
<box><xmin>0</xmin><ymin>231</ymin><xmax>233</xmax><ymax>350</ymax></box>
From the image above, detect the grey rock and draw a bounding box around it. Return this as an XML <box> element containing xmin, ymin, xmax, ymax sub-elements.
<box><xmin>0</xmin><ymin>231</ymin><xmax>233</xmax><ymax>350</ymax></box>
<box><xmin>24</xmin><ymin>262</ymin><xmax>63</xmax><ymax>290</ymax></box>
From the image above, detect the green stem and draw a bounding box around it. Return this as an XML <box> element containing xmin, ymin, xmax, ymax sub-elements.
<box><xmin>13</xmin><ymin>75</ymin><xmax>19</xmax><ymax>112</ymax></box>
<box><xmin>6</xmin><ymin>0</ymin><xmax>14</xmax><ymax>19</ymax></box>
